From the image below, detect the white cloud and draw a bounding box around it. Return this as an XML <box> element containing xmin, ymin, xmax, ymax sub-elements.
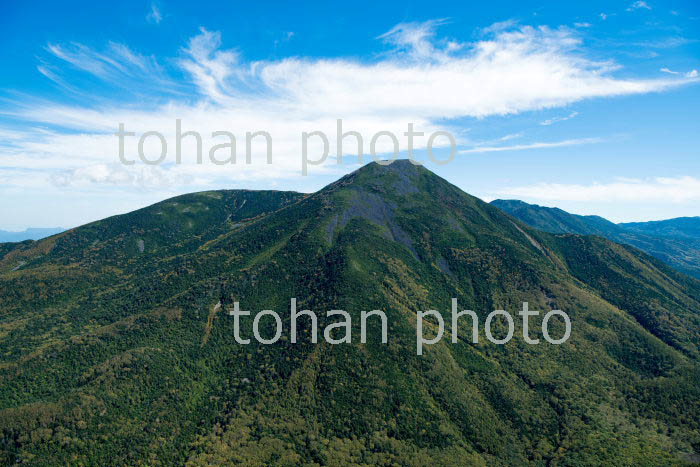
<box><xmin>600</xmin><ymin>13</ymin><xmax>608</xmax><ymax>20</ymax></box>
<box><xmin>147</xmin><ymin>3</ymin><xmax>162</xmax><ymax>24</ymax></box>
<box><xmin>660</xmin><ymin>67</ymin><xmax>699</xmax><ymax>78</ymax></box>
<box><xmin>378</xmin><ymin>19</ymin><xmax>452</xmax><ymax>61</ymax></box>
<box><xmin>479</xmin><ymin>19</ymin><xmax>519</xmax><ymax>36</ymax></box>
<box><xmin>627</xmin><ymin>1</ymin><xmax>652</xmax><ymax>12</ymax></box>
<box><xmin>540</xmin><ymin>111</ymin><xmax>579</xmax><ymax>126</ymax></box>
<box><xmin>1</xmin><ymin>21</ymin><xmax>696</xmax><ymax>189</ymax></box>
<box><xmin>574</xmin><ymin>22</ymin><xmax>592</xmax><ymax>28</ymax></box>
<box><xmin>30</xmin><ymin>22</ymin><xmax>691</xmax><ymax>120</ymax></box>
<box><xmin>499</xmin><ymin>132</ymin><xmax>524</xmax><ymax>141</ymax></box>
<box><xmin>50</xmin><ymin>164</ymin><xmax>186</xmax><ymax>188</ymax></box>
<box><xmin>40</xmin><ymin>41</ymin><xmax>176</xmax><ymax>95</ymax></box>
<box><xmin>498</xmin><ymin>176</ymin><xmax>700</xmax><ymax>203</ymax></box>
<box><xmin>459</xmin><ymin>137</ymin><xmax>601</xmax><ymax>154</ymax></box>
<box><xmin>177</xmin><ymin>28</ymin><xmax>242</xmax><ymax>103</ymax></box>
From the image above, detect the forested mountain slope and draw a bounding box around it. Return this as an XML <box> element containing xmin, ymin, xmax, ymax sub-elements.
<box><xmin>1</xmin><ymin>161</ymin><xmax>699</xmax><ymax>465</ymax></box>
<box><xmin>492</xmin><ymin>199</ymin><xmax>700</xmax><ymax>278</ymax></box>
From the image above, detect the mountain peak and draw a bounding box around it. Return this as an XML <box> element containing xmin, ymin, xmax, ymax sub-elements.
<box><xmin>354</xmin><ymin>158</ymin><xmax>426</xmax><ymax>179</ymax></box>
<box><xmin>318</xmin><ymin>159</ymin><xmax>427</xmax><ymax>199</ymax></box>
<box><xmin>3</xmin><ymin>160</ymin><xmax>700</xmax><ymax>465</ymax></box>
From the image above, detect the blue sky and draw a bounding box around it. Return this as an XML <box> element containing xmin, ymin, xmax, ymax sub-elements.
<box><xmin>1</xmin><ymin>0</ymin><xmax>699</xmax><ymax>230</ymax></box>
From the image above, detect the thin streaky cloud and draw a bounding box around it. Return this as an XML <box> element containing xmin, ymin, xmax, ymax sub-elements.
<box><xmin>661</xmin><ymin>67</ymin><xmax>698</xmax><ymax>78</ymax></box>
<box><xmin>459</xmin><ymin>137</ymin><xmax>602</xmax><ymax>154</ymax></box>
<box><xmin>540</xmin><ymin>111</ymin><xmax>579</xmax><ymax>126</ymax></box>
<box><xmin>41</xmin><ymin>41</ymin><xmax>184</xmax><ymax>97</ymax></box>
<box><xmin>499</xmin><ymin>132</ymin><xmax>524</xmax><ymax>141</ymax></box>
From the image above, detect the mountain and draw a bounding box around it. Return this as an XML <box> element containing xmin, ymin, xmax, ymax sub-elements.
<box><xmin>488</xmin><ymin>200</ymin><xmax>620</xmax><ymax>237</ymax></box>
<box><xmin>492</xmin><ymin>199</ymin><xmax>700</xmax><ymax>279</ymax></box>
<box><xmin>0</xmin><ymin>228</ymin><xmax>65</xmax><ymax>243</ymax></box>
<box><xmin>1</xmin><ymin>161</ymin><xmax>699</xmax><ymax>465</ymax></box>
<box><xmin>620</xmin><ymin>217</ymin><xmax>700</xmax><ymax>242</ymax></box>
<box><xmin>0</xmin><ymin>189</ymin><xmax>304</xmax><ymax>273</ymax></box>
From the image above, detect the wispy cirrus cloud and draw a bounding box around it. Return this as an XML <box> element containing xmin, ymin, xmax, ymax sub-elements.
<box><xmin>377</xmin><ymin>19</ymin><xmax>458</xmax><ymax>61</ymax></box>
<box><xmin>37</xmin><ymin>41</ymin><xmax>180</xmax><ymax>97</ymax></box>
<box><xmin>540</xmin><ymin>111</ymin><xmax>579</xmax><ymax>126</ymax></box>
<box><xmin>459</xmin><ymin>137</ymin><xmax>602</xmax><ymax>154</ymax></box>
<box><xmin>660</xmin><ymin>67</ymin><xmax>698</xmax><ymax>78</ymax></box>
<box><xmin>1</xmin><ymin>20</ymin><xmax>697</xmax><ymax>192</ymax></box>
<box><xmin>627</xmin><ymin>1</ymin><xmax>652</xmax><ymax>12</ymax></box>
<box><xmin>146</xmin><ymin>3</ymin><xmax>163</xmax><ymax>25</ymax></box>
<box><xmin>498</xmin><ymin>132</ymin><xmax>524</xmax><ymax>142</ymax></box>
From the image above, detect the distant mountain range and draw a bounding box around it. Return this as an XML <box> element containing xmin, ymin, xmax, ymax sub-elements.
<box><xmin>0</xmin><ymin>227</ymin><xmax>64</xmax><ymax>243</ymax></box>
<box><xmin>1</xmin><ymin>161</ymin><xmax>699</xmax><ymax>465</ymax></box>
<box><xmin>491</xmin><ymin>199</ymin><xmax>700</xmax><ymax>278</ymax></box>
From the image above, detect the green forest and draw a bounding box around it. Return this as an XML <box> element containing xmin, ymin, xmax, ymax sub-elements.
<box><xmin>1</xmin><ymin>161</ymin><xmax>699</xmax><ymax>465</ymax></box>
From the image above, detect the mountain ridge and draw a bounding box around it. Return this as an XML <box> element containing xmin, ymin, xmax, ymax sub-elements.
<box><xmin>491</xmin><ymin>198</ymin><xmax>700</xmax><ymax>278</ymax></box>
<box><xmin>1</xmin><ymin>161</ymin><xmax>699</xmax><ymax>465</ymax></box>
